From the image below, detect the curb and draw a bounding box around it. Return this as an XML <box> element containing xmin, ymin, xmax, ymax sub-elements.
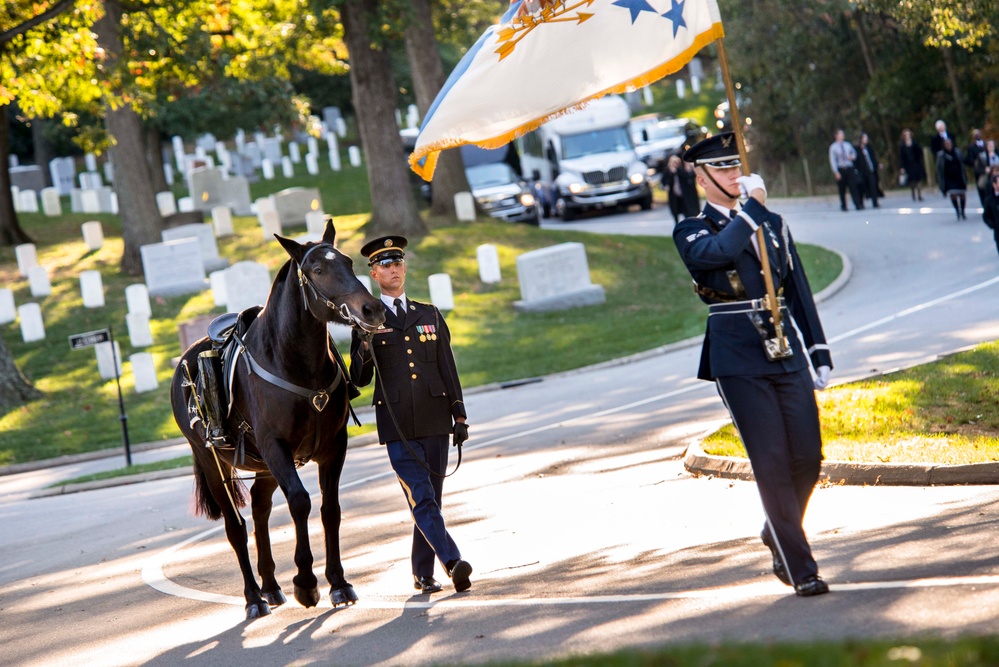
<box><xmin>683</xmin><ymin>441</ymin><xmax>999</xmax><ymax>487</ymax></box>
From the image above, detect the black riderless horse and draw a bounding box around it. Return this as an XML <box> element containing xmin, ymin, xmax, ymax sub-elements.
<box><xmin>170</xmin><ymin>220</ymin><xmax>385</xmax><ymax>619</ymax></box>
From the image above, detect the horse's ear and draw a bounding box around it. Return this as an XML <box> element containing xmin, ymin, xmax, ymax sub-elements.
<box><xmin>275</xmin><ymin>234</ymin><xmax>306</xmax><ymax>264</ymax></box>
<box><xmin>322</xmin><ymin>216</ymin><xmax>337</xmax><ymax>245</ymax></box>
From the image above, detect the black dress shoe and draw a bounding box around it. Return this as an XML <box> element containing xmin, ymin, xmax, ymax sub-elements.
<box><xmin>760</xmin><ymin>531</ymin><xmax>791</xmax><ymax>586</ymax></box>
<box><xmin>413</xmin><ymin>576</ymin><xmax>442</xmax><ymax>594</ymax></box>
<box><xmin>795</xmin><ymin>574</ymin><xmax>829</xmax><ymax>597</ymax></box>
<box><xmin>446</xmin><ymin>559</ymin><xmax>473</xmax><ymax>592</ymax></box>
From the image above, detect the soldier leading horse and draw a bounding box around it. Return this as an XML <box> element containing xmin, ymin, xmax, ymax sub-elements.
<box><xmin>170</xmin><ymin>220</ymin><xmax>385</xmax><ymax>619</ymax></box>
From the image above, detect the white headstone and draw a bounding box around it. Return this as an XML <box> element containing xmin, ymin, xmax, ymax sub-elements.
<box><xmin>82</xmin><ymin>221</ymin><xmax>104</xmax><ymax>251</ymax></box>
<box><xmin>80</xmin><ymin>270</ymin><xmax>105</xmax><ymax>308</ymax></box>
<box><xmin>454</xmin><ymin>192</ymin><xmax>476</xmax><ymax>221</ymax></box>
<box><xmin>0</xmin><ymin>288</ymin><xmax>15</xmax><ymax>324</ymax></box>
<box><xmin>209</xmin><ymin>269</ymin><xmax>228</xmax><ymax>307</ymax></box>
<box><xmin>177</xmin><ymin>196</ymin><xmax>195</xmax><ymax>212</ymax></box>
<box><xmin>288</xmin><ymin>142</ymin><xmax>301</xmax><ymax>164</ymax></box>
<box><xmin>691</xmin><ymin>75</ymin><xmax>701</xmax><ymax>94</ymax></box>
<box><xmin>187</xmin><ymin>167</ymin><xmax>226</xmax><ymax>211</ymax></box>
<box><xmin>261</xmin><ymin>137</ymin><xmax>283</xmax><ymax>164</ymax></box>
<box><xmin>513</xmin><ymin>242</ymin><xmax>606</xmax><ymax>312</ymax></box>
<box><xmin>172</xmin><ymin>135</ymin><xmax>185</xmax><ymax>156</ymax></box>
<box><xmin>273</xmin><ymin>187</ymin><xmax>322</xmax><ymax>226</ymax></box>
<box><xmin>85</xmin><ymin>153</ymin><xmax>98</xmax><ymax>173</ymax></box>
<box><xmin>261</xmin><ymin>158</ymin><xmax>275</xmax><ymax>180</ymax></box>
<box><xmin>307</xmin><ymin>136</ymin><xmax>319</xmax><ymax>157</ymax></box>
<box><xmin>281</xmin><ymin>156</ymin><xmax>294</xmax><ymax>178</ymax></box>
<box><xmin>642</xmin><ymin>86</ymin><xmax>654</xmax><ymax>106</ymax></box>
<box><xmin>140</xmin><ymin>238</ymin><xmax>207</xmax><ymax>296</ymax></box>
<box><xmin>305</xmin><ymin>210</ymin><xmax>327</xmax><ymax>236</ymax></box>
<box><xmin>327</xmin><ymin>322</ymin><xmax>353</xmax><ymax>345</ymax></box>
<box><xmin>95</xmin><ymin>186</ymin><xmax>114</xmax><ymax>214</ymax></box>
<box><xmin>69</xmin><ymin>188</ymin><xmax>82</xmax><ymax>213</ymax></box>
<box><xmin>676</xmin><ymin>79</ymin><xmax>686</xmax><ymax>99</ymax></box>
<box><xmin>110</xmin><ymin>191</ymin><xmax>119</xmax><ymax>215</ymax></box>
<box><xmin>334</xmin><ymin>118</ymin><xmax>347</xmax><ymax>138</ymax></box>
<box><xmin>255</xmin><ymin>196</ymin><xmax>276</xmax><ymax>215</ymax></box>
<box><xmin>428</xmin><ymin>273</ymin><xmax>455</xmax><ymax>310</ymax></box>
<box><xmin>96</xmin><ymin>341</ymin><xmax>122</xmax><ymax>380</ymax></box>
<box><xmin>102</xmin><ymin>161</ymin><xmax>114</xmax><ymax>185</ymax></box>
<box><xmin>27</xmin><ymin>265</ymin><xmax>51</xmax><ymax>297</ymax></box>
<box><xmin>15</xmin><ymin>243</ymin><xmax>37</xmax><ymax>276</ymax></box>
<box><xmin>126</xmin><ymin>312</ymin><xmax>154</xmax><ymax>348</ymax></box>
<box><xmin>259</xmin><ymin>210</ymin><xmax>282</xmax><ymax>239</ymax></box>
<box><xmin>328</xmin><ymin>147</ymin><xmax>341</xmax><ymax>172</ymax></box>
<box><xmin>131</xmin><ymin>353</ymin><xmax>159</xmax><ymax>393</ymax></box>
<box><xmin>125</xmin><ymin>284</ymin><xmax>151</xmax><ymax>315</ymax></box>
<box><xmin>476</xmin><ymin>244</ymin><xmax>502</xmax><ymax>284</ymax></box>
<box><xmin>9</xmin><ymin>155</ymin><xmax>18</xmax><ymax>168</ymax></box>
<box><xmin>217</xmin><ymin>176</ymin><xmax>252</xmax><ymax>215</ymax></box>
<box><xmin>18</xmin><ymin>189</ymin><xmax>39</xmax><ymax>213</ymax></box>
<box><xmin>356</xmin><ymin>275</ymin><xmax>372</xmax><ymax>294</ymax></box>
<box><xmin>162</xmin><ymin>223</ymin><xmax>228</xmax><ymax>272</ymax></box>
<box><xmin>326</xmin><ymin>132</ymin><xmax>339</xmax><ymax>155</ymax></box>
<box><xmin>41</xmin><ymin>187</ymin><xmax>62</xmax><ymax>216</ymax></box>
<box><xmin>348</xmin><ymin>146</ymin><xmax>361</xmax><ymax>167</ymax></box>
<box><xmin>11</xmin><ymin>185</ymin><xmax>20</xmax><ymax>212</ymax></box>
<box><xmin>18</xmin><ymin>303</ymin><xmax>44</xmax><ymax>343</ymax></box>
<box><xmin>156</xmin><ymin>191</ymin><xmax>177</xmax><ymax>217</ymax></box>
<box><xmin>163</xmin><ymin>163</ymin><xmax>174</xmax><ymax>186</ymax></box>
<box><xmin>211</xmin><ymin>206</ymin><xmax>234</xmax><ymax>237</ymax></box>
<box><xmin>49</xmin><ymin>157</ymin><xmax>76</xmax><ymax>195</ymax></box>
<box><xmin>395</xmin><ymin>108</ymin><xmax>403</xmax><ymax>127</ymax></box>
<box><xmin>195</xmin><ymin>146</ymin><xmax>207</xmax><ymax>160</ymax></box>
<box><xmin>224</xmin><ymin>261</ymin><xmax>271</xmax><ymax>312</ymax></box>
<box><xmin>306</xmin><ymin>153</ymin><xmax>319</xmax><ymax>175</ymax></box>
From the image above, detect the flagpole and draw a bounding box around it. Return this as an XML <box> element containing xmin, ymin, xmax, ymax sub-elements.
<box><xmin>715</xmin><ymin>38</ymin><xmax>749</xmax><ymax>178</ymax></box>
<box><xmin>716</xmin><ymin>37</ymin><xmax>789</xmax><ymax>357</ymax></box>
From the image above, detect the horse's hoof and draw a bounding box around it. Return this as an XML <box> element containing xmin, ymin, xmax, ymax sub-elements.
<box><xmin>262</xmin><ymin>589</ymin><xmax>287</xmax><ymax>607</ymax></box>
<box><xmin>294</xmin><ymin>584</ymin><xmax>321</xmax><ymax>608</ymax></box>
<box><xmin>245</xmin><ymin>601</ymin><xmax>272</xmax><ymax>619</ymax></box>
<box><xmin>330</xmin><ymin>585</ymin><xmax>359</xmax><ymax>607</ymax></box>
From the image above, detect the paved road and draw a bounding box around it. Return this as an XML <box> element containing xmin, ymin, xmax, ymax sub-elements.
<box><xmin>3</xmin><ymin>191</ymin><xmax>999</xmax><ymax>667</ymax></box>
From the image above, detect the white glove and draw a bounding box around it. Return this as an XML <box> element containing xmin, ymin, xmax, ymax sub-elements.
<box><xmin>736</xmin><ymin>173</ymin><xmax>767</xmax><ymax>200</ymax></box>
<box><xmin>813</xmin><ymin>365</ymin><xmax>831</xmax><ymax>390</ymax></box>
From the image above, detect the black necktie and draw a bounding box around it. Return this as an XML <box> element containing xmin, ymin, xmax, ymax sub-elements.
<box><xmin>393</xmin><ymin>298</ymin><xmax>403</xmax><ymax>316</ymax></box>
<box><xmin>729</xmin><ymin>209</ymin><xmax>738</xmax><ymax>220</ymax></box>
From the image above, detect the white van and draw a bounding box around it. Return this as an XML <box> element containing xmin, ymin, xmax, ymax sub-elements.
<box><xmin>517</xmin><ymin>95</ymin><xmax>653</xmax><ymax>221</ymax></box>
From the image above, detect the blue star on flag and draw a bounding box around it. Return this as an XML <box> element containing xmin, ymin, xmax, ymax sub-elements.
<box><xmin>612</xmin><ymin>0</ymin><xmax>658</xmax><ymax>24</ymax></box>
<box><xmin>661</xmin><ymin>0</ymin><xmax>687</xmax><ymax>37</ymax></box>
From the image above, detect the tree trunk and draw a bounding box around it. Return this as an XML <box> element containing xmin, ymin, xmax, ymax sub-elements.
<box><xmin>342</xmin><ymin>0</ymin><xmax>425</xmax><ymax>237</ymax></box>
<box><xmin>0</xmin><ymin>104</ymin><xmax>33</xmax><ymax>246</ymax></box>
<box><xmin>402</xmin><ymin>0</ymin><xmax>470</xmax><ymax>219</ymax></box>
<box><xmin>852</xmin><ymin>11</ymin><xmax>896</xmax><ymax>176</ymax></box>
<box><xmin>94</xmin><ymin>1</ymin><xmax>163</xmax><ymax>275</ymax></box>
<box><xmin>30</xmin><ymin>117</ymin><xmax>54</xmax><ymax>187</ymax></box>
<box><xmin>0</xmin><ymin>335</ymin><xmax>41</xmax><ymax>410</ymax></box>
<box><xmin>942</xmin><ymin>46</ymin><xmax>968</xmax><ymax>137</ymax></box>
<box><xmin>145</xmin><ymin>124</ymin><xmax>168</xmax><ymax>195</ymax></box>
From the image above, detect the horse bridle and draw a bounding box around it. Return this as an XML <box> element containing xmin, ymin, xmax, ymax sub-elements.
<box><xmin>296</xmin><ymin>243</ymin><xmax>379</xmax><ymax>333</ymax></box>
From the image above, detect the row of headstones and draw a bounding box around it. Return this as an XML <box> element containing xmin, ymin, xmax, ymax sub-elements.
<box><xmin>10</xmin><ymin>182</ymin><xmax>117</xmax><ymax>217</ymax></box>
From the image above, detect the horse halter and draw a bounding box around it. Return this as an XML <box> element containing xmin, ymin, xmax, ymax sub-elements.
<box><xmin>296</xmin><ymin>243</ymin><xmax>365</xmax><ymax>328</ymax></box>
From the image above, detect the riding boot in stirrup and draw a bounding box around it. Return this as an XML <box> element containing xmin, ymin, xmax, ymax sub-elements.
<box><xmin>197</xmin><ymin>350</ymin><xmax>228</xmax><ymax>447</ymax></box>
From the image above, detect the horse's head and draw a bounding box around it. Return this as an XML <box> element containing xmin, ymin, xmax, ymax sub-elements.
<box><xmin>276</xmin><ymin>220</ymin><xmax>386</xmax><ymax>332</ymax></box>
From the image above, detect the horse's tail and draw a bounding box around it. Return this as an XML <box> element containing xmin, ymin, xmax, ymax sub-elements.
<box><xmin>192</xmin><ymin>456</ymin><xmax>247</xmax><ymax>521</ymax></box>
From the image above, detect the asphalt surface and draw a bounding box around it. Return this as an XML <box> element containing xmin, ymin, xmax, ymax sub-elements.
<box><xmin>3</xmin><ymin>190</ymin><xmax>999</xmax><ymax>667</ymax></box>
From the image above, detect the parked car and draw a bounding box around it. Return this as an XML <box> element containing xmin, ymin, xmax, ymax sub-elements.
<box><xmin>465</xmin><ymin>162</ymin><xmax>540</xmax><ymax>224</ymax></box>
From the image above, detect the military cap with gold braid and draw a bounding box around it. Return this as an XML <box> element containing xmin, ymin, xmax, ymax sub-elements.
<box><xmin>361</xmin><ymin>235</ymin><xmax>408</xmax><ymax>266</ymax></box>
<box><xmin>682</xmin><ymin>131</ymin><xmax>742</xmax><ymax>168</ymax></box>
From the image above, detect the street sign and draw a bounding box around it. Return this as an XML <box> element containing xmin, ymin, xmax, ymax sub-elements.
<box><xmin>69</xmin><ymin>329</ymin><xmax>111</xmax><ymax>350</ymax></box>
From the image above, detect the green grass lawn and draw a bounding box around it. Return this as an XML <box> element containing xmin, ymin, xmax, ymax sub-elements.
<box><xmin>703</xmin><ymin>341</ymin><xmax>999</xmax><ymax>465</ymax></box>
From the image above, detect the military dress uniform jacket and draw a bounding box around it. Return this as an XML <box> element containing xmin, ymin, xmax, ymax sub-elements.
<box><xmin>672</xmin><ymin>198</ymin><xmax>833</xmax><ymax>381</ymax></box>
<box><xmin>349</xmin><ymin>299</ymin><xmax>466</xmax><ymax>444</ymax></box>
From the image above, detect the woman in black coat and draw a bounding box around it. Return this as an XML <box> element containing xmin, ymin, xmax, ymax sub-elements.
<box><xmin>936</xmin><ymin>138</ymin><xmax>967</xmax><ymax>219</ymax></box>
<box><xmin>660</xmin><ymin>153</ymin><xmax>700</xmax><ymax>223</ymax></box>
<box><xmin>899</xmin><ymin>128</ymin><xmax>926</xmax><ymax>201</ymax></box>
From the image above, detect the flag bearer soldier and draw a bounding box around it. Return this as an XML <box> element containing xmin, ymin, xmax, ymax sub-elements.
<box><xmin>349</xmin><ymin>235</ymin><xmax>473</xmax><ymax>594</ymax></box>
<box><xmin>672</xmin><ymin>132</ymin><xmax>833</xmax><ymax>597</ymax></box>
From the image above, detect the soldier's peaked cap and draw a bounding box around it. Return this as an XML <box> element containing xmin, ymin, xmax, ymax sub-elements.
<box><xmin>682</xmin><ymin>131</ymin><xmax>741</xmax><ymax>168</ymax></box>
<box><xmin>361</xmin><ymin>235</ymin><xmax>408</xmax><ymax>266</ymax></box>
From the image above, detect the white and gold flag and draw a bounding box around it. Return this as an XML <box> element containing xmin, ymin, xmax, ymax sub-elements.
<box><xmin>410</xmin><ymin>0</ymin><xmax>724</xmax><ymax>180</ymax></box>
